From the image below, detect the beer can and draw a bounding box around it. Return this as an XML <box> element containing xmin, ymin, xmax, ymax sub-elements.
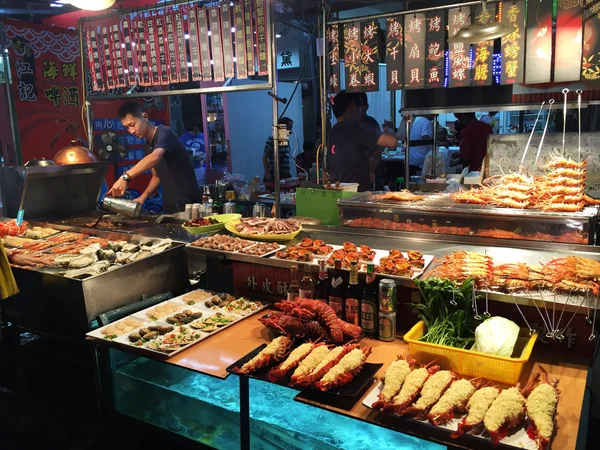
<box><xmin>379</xmin><ymin>279</ymin><xmax>397</xmax><ymax>312</ymax></box>
<box><xmin>378</xmin><ymin>311</ymin><xmax>396</xmax><ymax>342</ymax></box>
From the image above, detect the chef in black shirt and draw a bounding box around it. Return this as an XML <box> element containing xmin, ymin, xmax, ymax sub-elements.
<box><xmin>328</xmin><ymin>91</ymin><xmax>398</xmax><ymax>192</ymax></box>
<box><xmin>107</xmin><ymin>102</ymin><xmax>202</xmax><ymax>213</ymax></box>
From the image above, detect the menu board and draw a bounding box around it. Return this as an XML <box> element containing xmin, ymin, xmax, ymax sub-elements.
<box><xmin>111</xmin><ymin>22</ymin><xmax>126</xmax><ymax>87</ymax></box>
<box><xmin>360</xmin><ymin>20</ymin><xmax>379</xmax><ymax>92</ymax></box>
<box><xmin>164</xmin><ymin>13</ymin><xmax>178</xmax><ymax>83</ymax></box>
<box><xmin>86</xmin><ymin>28</ymin><xmax>104</xmax><ymax>91</ymax></box>
<box><xmin>188</xmin><ymin>6</ymin><xmax>203</xmax><ymax>81</ymax></box>
<box><xmin>425</xmin><ymin>11</ymin><xmax>445</xmax><ymax>89</ymax></box>
<box><xmin>174</xmin><ymin>9</ymin><xmax>189</xmax><ymax>82</ymax></box>
<box><xmin>404</xmin><ymin>14</ymin><xmax>426</xmax><ymax>89</ymax></box>
<box><xmin>135</xmin><ymin>18</ymin><xmax>150</xmax><ymax>85</ymax></box>
<box><xmin>583</xmin><ymin>0</ymin><xmax>600</xmax><ymax>84</ymax></box>
<box><xmin>344</xmin><ymin>22</ymin><xmax>362</xmax><ymax>92</ymax></box>
<box><xmin>100</xmin><ymin>25</ymin><xmax>115</xmax><ymax>89</ymax></box>
<box><xmin>555</xmin><ymin>0</ymin><xmax>583</xmax><ymax>82</ymax></box>
<box><xmin>448</xmin><ymin>7</ymin><xmax>471</xmax><ymax>88</ymax></box>
<box><xmin>255</xmin><ymin>0</ymin><xmax>269</xmax><ymax>76</ymax></box>
<box><xmin>327</xmin><ymin>24</ymin><xmax>341</xmax><ymax>93</ymax></box>
<box><xmin>155</xmin><ymin>15</ymin><xmax>169</xmax><ymax>84</ymax></box>
<box><xmin>198</xmin><ymin>6</ymin><xmax>212</xmax><ymax>81</ymax></box>
<box><xmin>233</xmin><ymin>0</ymin><xmax>248</xmax><ymax>79</ymax></box>
<box><xmin>209</xmin><ymin>6</ymin><xmax>225</xmax><ymax>82</ymax></box>
<box><xmin>148</xmin><ymin>15</ymin><xmax>161</xmax><ymax>85</ymax></box>
<box><xmin>386</xmin><ymin>16</ymin><xmax>404</xmax><ymax>90</ymax></box>
<box><xmin>525</xmin><ymin>0</ymin><xmax>553</xmax><ymax>84</ymax></box>
<box><xmin>500</xmin><ymin>0</ymin><xmax>525</xmax><ymax>85</ymax></box>
<box><xmin>243</xmin><ymin>0</ymin><xmax>256</xmax><ymax>76</ymax></box>
<box><xmin>472</xmin><ymin>3</ymin><xmax>494</xmax><ymax>86</ymax></box>
<box><xmin>220</xmin><ymin>2</ymin><xmax>235</xmax><ymax>78</ymax></box>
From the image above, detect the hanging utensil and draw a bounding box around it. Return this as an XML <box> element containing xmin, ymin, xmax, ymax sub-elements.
<box><xmin>519</xmin><ymin>101</ymin><xmax>545</xmax><ymax>173</ymax></box>
<box><xmin>533</xmin><ymin>99</ymin><xmax>555</xmax><ymax>167</ymax></box>
<box><xmin>576</xmin><ymin>89</ymin><xmax>583</xmax><ymax>163</ymax></box>
<box><xmin>562</xmin><ymin>88</ymin><xmax>569</xmax><ymax>156</ymax></box>
<box><xmin>512</xmin><ymin>294</ymin><xmax>534</xmax><ymax>336</ymax></box>
<box><xmin>589</xmin><ymin>294</ymin><xmax>598</xmax><ymax>342</ymax></box>
<box><xmin>472</xmin><ymin>284</ymin><xmax>482</xmax><ymax>320</ymax></box>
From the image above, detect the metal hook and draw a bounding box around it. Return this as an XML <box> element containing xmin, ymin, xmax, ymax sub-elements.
<box><xmin>472</xmin><ymin>284</ymin><xmax>482</xmax><ymax>320</ymax></box>
<box><xmin>554</xmin><ymin>289</ymin><xmax>572</xmax><ymax>336</ymax></box>
<box><xmin>512</xmin><ymin>293</ymin><xmax>533</xmax><ymax>335</ymax></box>
<box><xmin>450</xmin><ymin>291</ymin><xmax>457</xmax><ymax>306</ymax></box>
<box><xmin>576</xmin><ymin>89</ymin><xmax>583</xmax><ymax>163</ymax></box>
<box><xmin>586</xmin><ymin>291</ymin><xmax>592</xmax><ymax>326</ymax></box>
<box><xmin>557</xmin><ymin>294</ymin><xmax>587</xmax><ymax>341</ymax></box>
<box><xmin>562</xmin><ymin>88</ymin><xmax>570</xmax><ymax>156</ymax></box>
<box><xmin>533</xmin><ymin>100</ymin><xmax>555</xmax><ymax>168</ymax></box>
<box><xmin>527</xmin><ymin>292</ymin><xmax>552</xmax><ymax>337</ymax></box>
<box><xmin>538</xmin><ymin>290</ymin><xmax>552</xmax><ymax>335</ymax></box>
<box><xmin>589</xmin><ymin>294</ymin><xmax>598</xmax><ymax>342</ymax></box>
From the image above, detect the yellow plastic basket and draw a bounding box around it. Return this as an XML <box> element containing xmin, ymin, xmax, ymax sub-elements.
<box><xmin>403</xmin><ymin>321</ymin><xmax>537</xmax><ymax>385</ymax></box>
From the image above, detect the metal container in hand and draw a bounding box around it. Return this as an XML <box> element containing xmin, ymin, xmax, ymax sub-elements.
<box><xmin>252</xmin><ymin>202</ymin><xmax>267</xmax><ymax>217</ymax></box>
<box><xmin>223</xmin><ymin>202</ymin><xmax>236</xmax><ymax>214</ymax></box>
<box><xmin>101</xmin><ymin>197</ymin><xmax>141</xmax><ymax>218</ymax></box>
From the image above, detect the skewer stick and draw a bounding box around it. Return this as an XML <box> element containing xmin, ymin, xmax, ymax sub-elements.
<box><xmin>527</xmin><ymin>292</ymin><xmax>552</xmax><ymax>336</ymax></box>
<box><xmin>538</xmin><ymin>290</ymin><xmax>553</xmax><ymax>337</ymax></box>
<box><xmin>533</xmin><ymin>99</ymin><xmax>555</xmax><ymax>168</ymax></box>
<box><xmin>554</xmin><ymin>289</ymin><xmax>573</xmax><ymax>336</ymax></box>
<box><xmin>552</xmin><ymin>291</ymin><xmax>557</xmax><ymax>333</ymax></box>
<box><xmin>472</xmin><ymin>284</ymin><xmax>481</xmax><ymax>320</ymax></box>
<box><xmin>557</xmin><ymin>294</ymin><xmax>587</xmax><ymax>340</ymax></box>
<box><xmin>589</xmin><ymin>294</ymin><xmax>598</xmax><ymax>342</ymax></box>
<box><xmin>562</xmin><ymin>88</ymin><xmax>569</xmax><ymax>156</ymax></box>
<box><xmin>519</xmin><ymin>101</ymin><xmax>545</xmax><ymax>173</ymax></box>
<box><xmin>576</xmin><ymin>89</ymin><xmax>583</xmax><ymax>163</ymax></box>
<box><xmin>512</xmin><ymin>293</ymin><xmax>534</xmax><ymax>336</ymax></box>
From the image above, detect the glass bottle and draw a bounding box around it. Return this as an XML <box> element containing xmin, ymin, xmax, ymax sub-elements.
<box><xmin>344</xmin><ymin>261</ymin><xmax>361</xmax><ymax>326</ymax></box>
<box><xmin>287</xmin><ymin>265</ymin><xmax>299</xmax><ymax>301</ymax></box>
<box><xmin>361</xmin><ymin>263</ymin><xmax>378</xmax><ymax>336</ymax></box>
<box><xmin>299</xmin><ymin>257</ymin><xmax>315</xmax><ymax>299</ymax></box>
<box><xmin>315</xmin><ymin>259</ymin><xmax>329</xmax><ymax>303</ymax></box>
<box><xmin>328</xmin><ymin>259</ymin><xmax>345</xmax><ymax>318</ymax></box>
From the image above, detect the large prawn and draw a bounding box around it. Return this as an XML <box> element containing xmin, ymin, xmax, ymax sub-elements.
<box><xmin>451</xmin><ymin>386</ymin><xmax>500</xmax><ymax>438</ymax></box>
<box><xmin>382</xmin><ymin>361</ymin><xmax>440</xmax><ymax>415</ymax></box>
<box><xmin>371</xmin><ymin>355</ymin><xmax>416</xmax><ymax>410</ymax></box>
<box><xmin>526</xmin><ymin>366</ymin><xmax>560</xmax><ymax>450</ymax></box>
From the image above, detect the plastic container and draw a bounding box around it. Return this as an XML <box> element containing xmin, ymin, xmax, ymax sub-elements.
<box><xmin>403</xmin><ymin>321</ymin><xmax>537</xmax><ymax>385</ymax></box>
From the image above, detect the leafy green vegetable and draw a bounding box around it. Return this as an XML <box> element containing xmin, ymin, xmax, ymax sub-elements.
<box><xmin>410</xmin><ymin>277</ymin><xmax>482</xmax><ymax>349</ymax></box>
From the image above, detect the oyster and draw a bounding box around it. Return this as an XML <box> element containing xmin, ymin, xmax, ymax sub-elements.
<box><xmin>69</xmin><ymin>254</ymin><xmax>97</xmax><ymax>269</ymax></box>
<box><xmin>108</xmin><ymin>240</ymin><xmax>127</xmax><ymax>252</ymax></box>
<box><xmin>54</xmin><ymin>254</ymin><xmax>80</xmax><ymax>267</ymax></box>
<box><xmin>122</xmin><ymin>243</ymin><xmax>140</xmax><ymax>253</ymax></box>
<box><xmin>80</xmin><ymin>243</ymin><xmax>102</xmax><ymax>255</ymax></box>
<box><xmin>116</xmin><ymin>252</ymin><xmax>133</xmax><ymax>264</ymax></box>
<box><xmin>130</xmin><ymin>251</ymin><xmax>152</xmax><ymax>262</ymax></box>
<box><xmin>150</xmin><ymin>238</ymin><xmax>172</xmax><ymax>255</ymax></box>
<box><xmin>96</xmin><ymin>248</ymin><xmax>116</xmax><ymax>262</ymax></box>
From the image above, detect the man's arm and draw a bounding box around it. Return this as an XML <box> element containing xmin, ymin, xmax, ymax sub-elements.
<box><xmin>376</xmin><ymin>133</ymin><xmax>398</xmax><ymax>148</ymax></box>
<box><xmin>107</xmin><ymin>148</ymin><xmax>166</xmax><ymax>197</ymax></box>
<box><xmin>134</xmin><ymin>169</ymin><xmax>161</xmax><ymax>204</ymax></box>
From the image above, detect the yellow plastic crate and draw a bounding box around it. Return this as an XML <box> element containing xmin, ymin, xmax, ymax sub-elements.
<box><xmin>403</xmin><ymin>321</ymin><xmax>538</xmax><ymax>385</ymax></box>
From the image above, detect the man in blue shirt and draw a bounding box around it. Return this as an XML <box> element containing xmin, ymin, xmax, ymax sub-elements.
<box><xmin>180</xmin><ymin>119</ymin><xmax>205</xmax><ymax>165</ymax></box>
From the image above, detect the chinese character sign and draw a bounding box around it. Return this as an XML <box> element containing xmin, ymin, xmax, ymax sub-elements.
<box><xmin>4</xmin><ymin>19</ymin><xmax>85</xmax><ymax>162</ymax></box>
<box><xmin>448</xmin><ymin>7</ymin><xmax>471</xmax><ymax>88</ymax></box>
<box><xmin>525</xmin><ymin>0</ymin><xmax>553</xmax><ymax>84</ymax></box>
<box><xmin>197</xmin><ymin>6</ymin><xmax>213</xmax><ymax>81</ymax></box>
<box><xmin>359</xmin><ymin>20</ymin><xmax>380</xmax><ymax>92</ymax></box>
<box><xmin>555</xmin><ymin>0</ymin><xmax>583</xmax><ymax>82</ymax></box>
<box><xmin>582</xmin><ymin>0</ymin><xmax>600</xmax><ymax>83</ymax></box>
<box><xmin>343</xmin><ymin>22</ymin><xmax>363</xmax><ymax>92</ymax></box>
<box><xmin>188</xmin><ymin>6</ymin><xmax>203</xmax><ymax>81</ymax></box>
<box><xmin>255</xmin><ymin>0</ymin><xmax>269</xmax><ymax>76</ymax></box>
<box><xmin>425</xmin><ymin>11</ymin><xmax>445</xmax><ymax>89</ymax></box>
<box><xmin>327</xmin><ymin>24</ymin><xmax>341</xmax><ymax>93</ymax></box>
<box><xmin>243</xmin><ymin>0</ymin><xmax>256</xmax><ymax>75</ymax></box>
<box><xmin>404</xmin><ymin>14</ymin><xmax>426</xmax><ymax>89</ymax></box>
<box><xmin>234</xmin><ymin>0</ymin><xmax>248</xmax><ymax>79</ymax></box>
<box><xmin>209</xmin><ymin>6</ymin><xmax>225</xmax><ymax>82</ymax></box>
<box><xmin>501</xmin><ymin>1</ymin><xmax>525</xmax><ymax>84</ymax></box>
<box><xmin>386</xmin><ymin>17</ymin><xmax>404</xmax><ymax>90</ymax></box>
<box><xmin>220</xmin><ymin>2</ymin><xmax>235</xmax><ymax>78</ymax></box>
<box><xmin>472</xmin><ymin>3</ymin><xmax>494</xmax><ymax>86</ymax></box>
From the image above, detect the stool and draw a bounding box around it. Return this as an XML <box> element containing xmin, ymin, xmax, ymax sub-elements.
<box><xmin>395</xmin><ymin>177</ymin><xmax>404</xmax><ymax>190</ymax></box>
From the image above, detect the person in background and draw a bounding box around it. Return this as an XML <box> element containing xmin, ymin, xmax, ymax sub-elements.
<box><xmin>263</xmin><ymin>117</ymin><xmax>293</xmax><ymax>182</ymax></box>
<box><xmin>356</xmin><ymin>93</ymin><xmax>385</xmax><ymax>190</ymax></box>
<box><xmin>436</xmin><ymin>127</ymin><xmax>451</xmax><ymax>148</ymax></box>
<box><xmin>382</xmin><ymin>120</ymin><xmax>397</xmax><ymax>134</ymax></box>
<box><xmin>295</xmin><ymin>141</ymin><xmax>316</xmax><ymax>181</ymax></box>
<box><xmin>328</xmin><ymin>91</ymin><xmax>398</xmax><ymax>192</ymax></box>
<box><xmin>107</xmin><ymin>101</ymin><xmax>202</xmax><ymax>213</ymax></box>
<box><xmin>480</xmin><ymin>111</ymin><xmax>499</xmax><ymax>133</ymax></box>
<box><xmin>397</xmin><ymin>114</ymin><xmax>434</xmax><ymax>173</ymax></box>
<box><xmin>179</xmin><ymin>119</ymin><xmax>205</xmax><ymax>157</ymax></box>
<box><xmin>450</xmin><ymin>112</ymin><xmax>493</xmax><ymax>171</ymax></box>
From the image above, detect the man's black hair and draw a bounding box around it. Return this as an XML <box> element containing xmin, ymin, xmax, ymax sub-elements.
<box><xmin>356</xmin><ymin>92</ymin><xmax>368</xmax><ymax>105</ymax></box>
<box><xmin>278</xmin><ymin>117</ymin><xmax>293</xmax><ymax>126</ymax></box>
<box><xmin>332</xmin><ymin>90</ymin><xmax>361</xmax><ymax>118</ymax></box>
<box><xmin>118</xmin><ymin>101</ymin><xmax>144</xmax><ymax>119</ymax></box>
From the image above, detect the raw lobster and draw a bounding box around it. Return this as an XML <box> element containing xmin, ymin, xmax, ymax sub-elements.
<box><xmin>382</xmin><ymin>361</ymin><xmax>440</xmax><ymax>415</ymax></box>
<box><xmin>275</xmin><ymin>298</ymin><xmax>345</xmax><ymax>342</ymax></box>
<box><xmin>315</xmin><ymin>347</ymin><xmax>372</xmax><ymax>391</ymax></box>
<box><xmin>259</xmin><ymin>312</ymin><xmax>330</xmax><ymax>340</ymax></box>
<box><xmin>232</xmin><ymin>336</ymin><xmax>291</xmax><ymax>374</ymax></box>
<box><xmin>526</xmin><ymin>365</ymin><xmax>560</xmax><ymax>450</ymax></box>
<box><xmin>484</xmin><ymin>374</ymin><xmax>540</xmax><ymax>446</ymax></box>
<box><xmin>428</xmin><ymin>378</ymin><xmax>485</xmax><ymax>426</ymax></box>
<box><xmin>451</xmin><ymin>386</ymin><xmax>500</xmax><ymax>438</ymax></box>
<box><xmin>371</xmin><ymin>355</ymin><xmax>416</xmax><ymax>410</ymax></box>
<box><xmin>267</xmin><ymin>342</ymin><xmax>317</xmax><ymax>383</ymax></box>
<box><xmin>403</xmin><ymin>370</ymin><xmax>457</xmax><ymax>419</ymax></box>
<box><xmin>289</xmin><ymin>344</ymin><xmax>331</xmax><ymax>385</ymax></box>
<box><xmin>292</xmin><ymin>342</ymin><xmax>360</xmax><ymax>388</ymax></box>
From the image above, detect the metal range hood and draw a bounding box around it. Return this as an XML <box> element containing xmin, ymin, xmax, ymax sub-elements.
<box><xmin>448</xmin><ymin>1</ymin><xmax>515</xmax><ymax>44</ymax></box>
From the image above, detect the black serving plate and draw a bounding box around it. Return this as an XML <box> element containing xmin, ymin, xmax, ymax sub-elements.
<box><xmin>227</xmin><ymin>343</ymin><xmax>381</xmax><ymax>398</ymax></box>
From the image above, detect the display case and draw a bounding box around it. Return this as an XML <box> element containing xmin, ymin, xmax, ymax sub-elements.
<box><xmin>338</xmin><ymin>192</ymin><xmax>600</xmax><ymax>245</ymax></box>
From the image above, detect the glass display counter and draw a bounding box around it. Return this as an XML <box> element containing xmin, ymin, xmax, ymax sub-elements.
<box><xmin>338</xmin><ymin>192</ymin><xmax>599</xmax><ymax>245</ymax></box>
<box><xmin>110</xmin><ymin>349</ymin><xmax>443</xmax><ymax>450</ymax></box>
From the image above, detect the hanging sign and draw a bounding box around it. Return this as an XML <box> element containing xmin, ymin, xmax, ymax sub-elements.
<box><xmin>147</xmin><ymin>15</ymin><xmax>160</xmax><ymax>85</ymax></box>
<box><xmin>327</xmin><ymin>24</ymin><xmax>341</xmax><ymax>93</ymax></box>
<box><xmin>554</xmin><ymin>0</ymin><xmax>583</xmax><ymax>82</ymax></box>
<box><xmin>188</xmin><ymin>6</ymin><xmax>203</xmax><ymax>81</ymax></box>
<box><xmin>220</xmin><ymin>2</ymin><xmax>235</xmax><ymax>78</ymax></box>
<box><xmin>359</xmin><ymin>20</ymin><xmax>379</xmax><ymax>92</ymax></box>
<box><xmin>198</xmin><ymin>6</ymin><xmax>213</xmax><ymax>81</ymax></box>
<box><xmin>100</xmin><ymin>25</ymin><xmax>115</xmax><ymax>89</ymax></box>
<box><xmin>174</xmin><ymin>9</ymin><xmax>189</xmax><ymax>82</ymax></box>
<box><xmin>156</xmin><ymin>15</ymin><xmax>169</xmax><ymax>84</ymax></box>
<box><xmin>500</xmin><ymin>0</ymin><xmax>525</xmax><ymax>85</ymax></box>
<box><xmin>344</xmin><ymin>22</ymin><xmax>362</xmax><ymax>92</ymax></box>
<box><xmin>243</xmin><ymin>0</ymin><xmax>256</xmax><ymax>75</ymax></box>
<box><xmin>525</xmin><ymin>0</ymin><xmax>553</xmax><ymax>84</ymax></box>
<box><xmin>122</xmin><ymin>17</ymin><xmax>137</xmax><ymax>85</ymax></box>
<box><xmin>448</xmin><ymin>7</ymin><xmax>471</xmax><ymax>88</ymax></box>
<box><xmin>472</xmin><ymin>3</ymin><xmax>494</xmax><ymax>86</ymax></box>
<box><xmin>165</xmin><ymin>12</ymin><xmax>178</xmax><ymax>83</ymax></box>
<box><xmin>135</xmin><ymin>18</ymin><xmax>150</xmax><ymax>85</ymax></box>
<box><xmin>583</xmin><ymin>0</ymin><xmax>600</xmax><ymax>83</ymax></box>
<box><xmin>425</xmin><ymin>11</ymin><xmax>445</xmax><ymax>89</ymax></box>
<box><xmin>233</xmin><ymin>0</ymin><xmax>248</xmax><ymax>79</ymax></box>
<box><xmin>110</xmin><ymin>22</ymin><xmax>126</xmax><ymax>87</ymax></box>
<box><xmin>386</xmin><ymin>16</ymin><xmax>404</xmax><ymax>90</ymax></box>
<box><xmin>404</xmin><ymin>13</ymin><xmax>426</xmax><ymax>90</ymax></box>
<box><xmin>209</xmin><ymin>6</ymin><xmax>225</xmax><ymax>82</ymax></box>
<box><xmin>255</xmin><ymin>0</ymin><xmax>269</xmax><ymax>76</ymax></box>
<box><xmin>86</xmin><ymin>28</ymin><xmax>104</xmax><ymax>91</ymax></box>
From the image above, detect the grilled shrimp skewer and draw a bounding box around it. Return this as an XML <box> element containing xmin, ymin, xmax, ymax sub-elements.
<box><xmin>371</xmin><ymin>355</ymin><xmax>416</xmax><ymax>410</ymax></box>
<box><xmin>315</xmin><ymin>347</ymin><xmax>372</xmax><ymax>391</ymax></box>
<box><xmin>526</xmin><ymin>366</ymin><xmax>560</xmax><ymax>450</ymax></box>
<box><xmin>451</xmin><ymin>386</ymin><xmax>500</xmax><ymax>438</ymax></box>
<box><xmin>233</xmin><ymin>336</ymin><xmax>291</xmax><ymax>374</ymax></box>
<box><xmin>404</xmin><ymin>370</ymin><xmax>457</xmax><ymax>419</ymax></box>
<box><xmin>267</xmin><ymin>341</ymin><xmax>317</xmax><ymax>383</ymax></box>
<box><xmin>382</xmin><ymin>361</ymin><xmax>440</xmax><ymax>415</ymax></box>
<box><xmin>428</xmin><ymin>378</ymin><xmax>485</xmax><ymax>426</ymax></box>
<box><xmin>484</xmin><ymin>374</ymin><xmax>540</xmax><ymax>446</ymax></box>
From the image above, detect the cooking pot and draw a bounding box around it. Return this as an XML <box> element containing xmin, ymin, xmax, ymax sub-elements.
<box><xmin>24</xmin><ymin>158</ymin><xmax>55</xmax><ymax>167</ymax></box>
<box><xmin>54</xmin><ymin>140</ymin><xmax>99</xmax><ymax>165</ymax></box>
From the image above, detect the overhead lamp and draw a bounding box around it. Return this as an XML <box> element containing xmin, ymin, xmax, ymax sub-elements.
<box><xmin>448</xmin><ymin>1</ymin><xmax>515</xmax><ymax>44</ymax></box>
<box><xmin>68</xmin><ymin>0</ymin><xmax>116</xmax><ymax>11</ymax></box>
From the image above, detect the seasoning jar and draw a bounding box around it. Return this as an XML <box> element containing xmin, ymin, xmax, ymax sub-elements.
<box><xmin>192</xmin><ymin>203</ymin><xmax>200</xmax><ymax>220</ymax></box>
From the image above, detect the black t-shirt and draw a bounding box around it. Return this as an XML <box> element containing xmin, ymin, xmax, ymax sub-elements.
<box><xmin>147</xmin><ymin>124</ymin><xmax>202</xmax><ymax>213</ymax></box>
<box><xmin>329</xmin><ymin>120</ymin><xmax>381</xmax><ymax>192</ymax></box>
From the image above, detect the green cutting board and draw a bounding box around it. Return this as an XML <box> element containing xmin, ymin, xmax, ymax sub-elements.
<box><xmin>295</xmin><ymin>188</ymin><xmax>359</xmax><ymax>226</ymax></box>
